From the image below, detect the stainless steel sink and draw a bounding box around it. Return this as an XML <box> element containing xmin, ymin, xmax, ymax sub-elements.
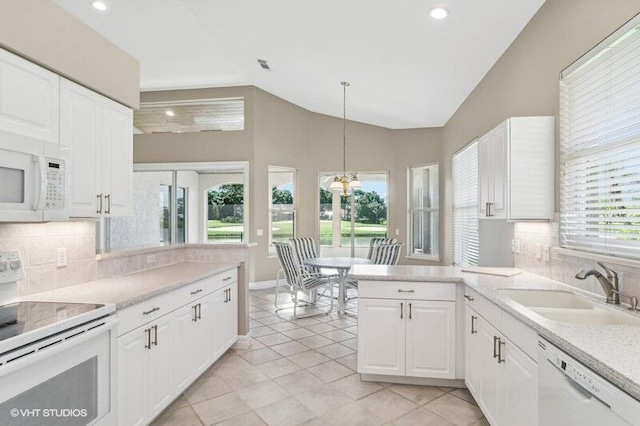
<box><xmin>498</xmin><ymin>289</ymin><xmax>640</xmax><ymax>325</ymax></box>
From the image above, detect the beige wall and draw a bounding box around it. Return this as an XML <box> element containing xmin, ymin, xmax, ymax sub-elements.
<box><xmin>0</xmin><ymin>0</ymin><xmax>140</xmax><ymax>109</ymax></box>
<box><xmin>134</xmin><ymin>86</ymin><xmax>443</xmax><ymax>282</ymax></box>
<box><xmin>441</xmin><ymin>0</ymin><xmax>640</xmax><ymax>264</ymax></box>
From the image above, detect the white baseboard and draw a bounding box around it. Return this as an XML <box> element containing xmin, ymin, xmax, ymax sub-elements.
<box><xmin>250</xmin><ymin>279</ymin><xmax>278</xmax><ymax>290</ymax></box>
<box><xmin>232</xmin><ymin>333</ymin><xmax>252</xmax><ymax>350</ymax></box>
<box><xmin>360</xmin><ymin>374</ymin><xmax>465</xmax><ymax>388</ymax></box>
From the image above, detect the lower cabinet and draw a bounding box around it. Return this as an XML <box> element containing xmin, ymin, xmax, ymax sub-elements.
<box><xmin>358</xmin><ymin>290</ymin><xmax>456</xmax><ymax>379</ymax></box>
<box><xmin>116</xmin><ymin>271</ymin><xmax>238</xmax><ymax>426</ymax></box>
<box><xmin>464</xmin><ymin>291</ymin><xmax>537</xmax><ymax>426</ymax></box>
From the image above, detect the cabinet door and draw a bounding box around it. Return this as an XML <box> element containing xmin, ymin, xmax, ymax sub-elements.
<box><xmin>497</xmin><ymin>337</ymin><xmax>538</xmax><ymax>426</ymax></box>
<box><xmin>60</xmin><ymin>79</ymin><xmax>101</xmax><ymax>217</ymax></box>
<box><xmin>148</xmin><ymin>316</ymin><xmax>174</xmax><ymax>419</ymax></box>
<box><xmin>478</xmin><ymin>134</ymin><xmax>492</xmax><ymax>218</ymax></box>
<box><xmin>476</xmin><ymin>316</ymin><xmax>499</xmax><ymax>425</ymax></box>
<box><xmin>172</xmin><ymin>303</ymin><xmax>199</xmax><ymax>393</ymax></box>
<box><xmin>100</xmin><ymin>97</ymin><xmax>132</xmax><ymax>216</ymax></box>
<box><xmin>357</xmin><ymin>298</ymin><xmax>405</xmax><ymax>376</ymax></box>
<box><xmin>209</xmin><ymin>288</ymin><xmax>227</xmax><ymax>362</ymax></box>
<box><xmin>194</xmin><ymin>295</ymin><xmax>213</xmax><ymax>375</ymax></box>
<box><xmin>464</xmin><ymin>305</ymin><xmax>479</xmax><ymax>397</ymax></box>
<box><xmin>117</xmin><ymin>327</ymin><xmax>150</xmax><ymax>426</ymax></box>
<box><xmin>0</xmin><ymin>48</ymin><xmax>59</xmax><ymax>142</ymax></box>
<box><xmin>224</xmin><ymin>284</ymin><xmax>238</xmax><ymax>350</ymax></box>
<box><xmin>489</xmin><ymin>121</ymin><xmax>508</xmax><ymax>219</ymax></box>
<box><xmin>406</xmin><ymin>300</ymin><xmax>455</xmax><ymax>379</ymax></box>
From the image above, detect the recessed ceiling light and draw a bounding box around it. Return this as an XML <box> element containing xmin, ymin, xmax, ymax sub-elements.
<box><xmin>430</xmin><ymin>7</ymin><xmax>449</xmax><ymax>20</ymax></box>
<box><xmin>91</xmin><ymin>1</ymin><xmax>107</xmax><ymax>11</ymax></box>
<box><xmin>165</xmin><ymin>110</ymin><xmax>175</xmax><ymax>117</ymax></box>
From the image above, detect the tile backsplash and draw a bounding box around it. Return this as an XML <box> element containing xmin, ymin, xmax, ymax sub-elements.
<box><xmin>0</xmin><ymin>222</ymin><xmax>98</xmax><ymax>297</ymax></box>
<box><xmin>514</xmin><ymin>221</ymin><xmax>640</xmax><ymax>300</ymax></box>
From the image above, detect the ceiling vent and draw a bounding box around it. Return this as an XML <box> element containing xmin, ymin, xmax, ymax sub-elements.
<box><xmin>257</xmin><ymin>59</ymin><xmax>270</xmax><ymax>70</ymax></box>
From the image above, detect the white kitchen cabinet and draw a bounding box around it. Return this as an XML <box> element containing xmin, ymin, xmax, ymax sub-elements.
<box><xmin>358</xmin><ymin>298</ymin><xmax>405</xmax><ymax>376</ymax></box>
<box><xmin>0</xmin><ymin>48</ymin><xmax>60</xmax><ymax>142</ymax></box>
<box><xmin>116</xmin><ymin>269</ymin><xmax>239</xmax><ymax>425</ymax></box>
<box><xmin>478</xmin><ymin>116</ymin><xmax>554</xmax><ymax>220</ymax></box>
<box><xmin>357</xmin><ymin>281</ymin><xmax>456</xmax><ymax>380</ymax></box>
<box><xmin>60</xmin><ymin>78</ymin><xmax>132</xmax><ymax>217</ymax></box>
<box><xmin>464</xmin><ymin>288</ymin><xmax>538</xmax><ymax>426</ymax></box>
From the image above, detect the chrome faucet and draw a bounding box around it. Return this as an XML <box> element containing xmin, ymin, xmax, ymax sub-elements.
<box><xmin>575</xmin><ymin>261</ymin><xmax>620</xmax><ymax>304</ymax></box>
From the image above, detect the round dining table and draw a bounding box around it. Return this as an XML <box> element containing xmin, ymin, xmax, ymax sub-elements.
<box><xmin>303</xmin><ymin>257</ymin><xmax>370</xmax><ymax>314</ymax></box>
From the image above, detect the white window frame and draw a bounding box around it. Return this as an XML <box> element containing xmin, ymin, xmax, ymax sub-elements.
<box><xmin>269</xmin><ymin>166</ymin><xmax>296</xmax><ymax>255</ymax></box>
<box><xmin>559</xmin><ymin>15</ymin><xmax>640</xmax><ymax>261</ymax></box>
<box><xmin>407</xmin><ymin>163</ymin><xmax>439</xmax><ymax>261</ymax></box>
<box><xmin>452</xmin><ymin>140</ymin><xmax>479</xmax><ymax>267</ymax></box>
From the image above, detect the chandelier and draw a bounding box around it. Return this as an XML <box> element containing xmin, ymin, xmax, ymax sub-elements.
<box><xmin>330</xmin><ymin>81</ymin><xmax>361</xmax><ymax>195</ymax></box>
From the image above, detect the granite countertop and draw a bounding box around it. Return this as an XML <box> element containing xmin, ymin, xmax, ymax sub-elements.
<box><xmin>350</xmin><ymin>264</ymin><xmax>640</xmax><ymax>401</ymax></box>
<box><xmin>25</xmin><ymin>261</ymin><xmax>240</xmax><ymax>309</ymax></box>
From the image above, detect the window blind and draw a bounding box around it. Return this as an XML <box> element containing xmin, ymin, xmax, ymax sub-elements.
<box><xmin>560</xmin><ymin>17</ymin><xmax>640</xmax><ymax>259</ymax></box>
<box><xmin>452</xmin><ymin>140</ymin><xmax>479</xmax><ymax>266</ymax></box>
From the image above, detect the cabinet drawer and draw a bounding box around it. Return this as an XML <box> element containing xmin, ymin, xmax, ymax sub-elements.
<box><xmin>218</xmin><ymin>268</ymin><xmax>238</xmax><ymax>286</ymax></box>
<box><xmin>358</xmin><ymin>280</ymin><xmax>456</xmax><ymax>301</ymax></box>
<box><xmin>173</xmin><ymin>276</ymin><xmax>216</xmax><ymax>309</ymax></box>
<box><xmin>117</xmin><ymin>292</ymin><xmax>176</xmax><ymax>336</ymax></box>
<box><xmin>464</xmin><ymin>287</ymin><xmax>501</xmax><ymax>326</ymax></box>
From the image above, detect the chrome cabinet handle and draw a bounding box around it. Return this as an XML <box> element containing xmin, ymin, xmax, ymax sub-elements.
<box><xmin>471</xmin><ymin>315</ymin><xmax>477</xmax><ymax>334</ymax></box>
<box><xmin>398</xmin><ymin>289</ymin><xmax>415</xmax><ymax>293</ymax></box>
<box><xmin>105</xmin><ymin>194</ymin><xmax>111</xmax><ymax>214</ymax></box>
<box><xmin>464</xmin><ymin>295</ymin><xmax>474</xmax><ymax>301</ymax></box>
<box><xmin>152</xmin><ymin>325</ymin><xmax>158</xmax><ymax>346</ymax></box>
<box><xmin>408</xmin><ymin>303</ymin><xmax>412</xmax><ymax>320</ymax></box>
<box><xmin>192</xmin><ymin>304</ymin><xmax>198</xmax><ymax>322</ymax></box>
<box><xmin>228</xmin><ymin>288</ymin><xmax>231</xmax><ymax>302</ymax></box>
<box><xmin>485</xmin><ymin>202</ymin><xmax>489</xmax><ymax>217</ymax></box>
<box><xmin>196</xmin><ymin>303</ymin><xmax>202</xmax><ymax>320</ymax></box>
<box><xmin>488</xmin><ymin>202</ymin><xmax>494</xmax><ymax>217</ymax></box>
<box><xmin>143</xmin><ymin>307</ymin><xmax>160</xmax><ymax>315</ymax></box>
<box><xmin>191</xmin><ymin>289</ymin><xmax>203</xmax><ymax>295</ymax></box>
<box><xmin>96</xmin><ymin>194</ymin><xmax>103</xmax><ymax>214</ymax></box>
<box><xmin>223</xmin><ymin>276</ymin><xmax>232</xmax><ymax>281</ymax></box>
<box><xmin>493</xmin><ymin>336</ymin><xmax>499</xmax><ymax>359</ymax></box>
<box><xmin>144</xmin><ymin>328</ymin><xmax>151</xmax><ymax>349</ymax></box>
<box><xmin>498</xmin><ymin>338</ymin><xmax>505</xmax><ymax>363</ymax></box>
<box><xmin>400</xmin><ymin>302</ymin><xmax>403</xmax><ymax>319</ymax></box>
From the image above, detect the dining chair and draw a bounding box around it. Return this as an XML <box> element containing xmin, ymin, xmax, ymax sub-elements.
<box><xmin>273</xmin><ymin>267</ymin><xmax>291</xmax><ymax>311</ymax></box>
<box><xmin>370</xmin><ymin>242</ymin><xmax>404</xmax><ymax>265</ymax></box>
<box><xmin>289</xmin><ymin>237</ymin><xmax>338</xmax><ymax>278</ymax></box>
<box><xmin>366</xmin><ymin>237</ymin><xmax>398</xmax><ymax>260</ymax></box>
<box><xmin>273</xmin><ymin>242</ymin><xmax>335</xmax><ymax>318</ymax></box>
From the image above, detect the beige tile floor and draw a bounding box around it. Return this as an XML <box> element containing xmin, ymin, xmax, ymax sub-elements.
<box><xmin>152</xmin><ymin>288</ymin><xmax>489</xmax><ymax>426</ymax></box>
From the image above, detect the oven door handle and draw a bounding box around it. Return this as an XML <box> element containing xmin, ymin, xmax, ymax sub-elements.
<box><xmin>0</xmin><ymin>317</ymin><xmax>119</xmax><ymax>377</ymax></box>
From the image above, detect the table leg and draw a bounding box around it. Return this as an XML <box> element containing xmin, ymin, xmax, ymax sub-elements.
<box><xmin>337</xmin><ymin>270</ymin><xmax>346</xmax><ymax>313</ymax></box>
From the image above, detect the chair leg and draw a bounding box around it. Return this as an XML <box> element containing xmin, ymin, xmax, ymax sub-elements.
<box><xmin>293</xmin><ymin>283</ymin><xmax>335</xmax><ymax>319</ymax></box>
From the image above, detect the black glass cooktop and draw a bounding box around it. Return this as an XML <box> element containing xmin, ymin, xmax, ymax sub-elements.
<box><xmin>0</xmin><ymin>301</ymin><xmax>105</xmax><ymax>342</ymax></box>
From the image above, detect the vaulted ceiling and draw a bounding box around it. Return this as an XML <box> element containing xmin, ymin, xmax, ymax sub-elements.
<box><xmin>55</xmin><ymin>0</ymin><xmax>545</xmax><ymax>129</ymax></box>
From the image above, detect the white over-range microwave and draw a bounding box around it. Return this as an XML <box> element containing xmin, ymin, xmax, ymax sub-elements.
<box><xmin>0</xmin><ymin>130</ymin><xmax>69</xmax><ymax>222</ymax></box>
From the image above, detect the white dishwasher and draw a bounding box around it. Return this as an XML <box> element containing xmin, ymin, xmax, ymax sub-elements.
<box><xmin>538</xmin><ymin>338</ymin><xmax>640</xmax><ymax>425</ymax></box>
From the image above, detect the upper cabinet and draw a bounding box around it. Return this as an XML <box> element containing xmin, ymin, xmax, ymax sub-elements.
<box><xmin>61</xmin><ymin>78</ymin><xmax>132</xmax><ymax>217</ymax></box>
<box><xmin>0</xmin><ymin>49</ymin><xmax>60</xmax><ymax>142</ymax></box>
<box><xmin>479</xmin><ymin>117</ymin><xmax>554</xmax><ymax>220</ymax></box>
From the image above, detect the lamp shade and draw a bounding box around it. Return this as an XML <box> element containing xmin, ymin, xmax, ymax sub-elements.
<box><xmin>348</xmin><ymin>178</ymin><xmax>362</xmax><ymax>190</ymax></box>
<box><xmin>330</xmin><ymin>179</ymin><xmax>343</xmax><ymax>191</ymax></box>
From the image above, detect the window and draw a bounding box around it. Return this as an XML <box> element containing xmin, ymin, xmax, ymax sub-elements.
<box><xmin>318</xmin><ymin>173</ymin><xmax>388</xmax><ymax>252</ymax></box>
<box><xmin>269</xmin><ymin>166</ymin><xmax>296</xmax><ymax>253</ymax></box>
<box><xmin>560</xmin><ymin>17</ymin><xmax>640</xmax><ymax>260</ymax></box>
<box><xmin>206</xmin><ymin>183</ymin><xmax>244</xmax><ymax>243</ymax></box>
<box><xmin>452</xmin><ymin>141</ymin><xmax>479</xmax><ymax>266</ymax></box>
<box><xmin>408</xmin><ymin>164</ymin><xmax>439</xmax><ymax>260</ymax></box>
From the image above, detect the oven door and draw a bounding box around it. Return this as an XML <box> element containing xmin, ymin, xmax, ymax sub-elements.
<box><xmin>0</xmin><ymin>316</ymin><xmax>117</xmax><ymax>426</ymax></box>
<box><xmin>0</xmin><ymin>131</ymin><xmax>46</xmax><ymax>222</ymax></box>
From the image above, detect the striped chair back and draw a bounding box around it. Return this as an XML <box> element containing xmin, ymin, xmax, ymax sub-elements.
<box><xmin>367</xmin><ymin>237</ymin><xmax>398</xmax><ymax>260</ymax></box>
<box><xmin>273</xmin><ymin>242</ymin><xmax>300</xmax><ymax>287</ymax></box>
<box><xmin>289</xmin><ymin>237</ymin><xmax>320</xmax><ymax>273</ymax></box>
<box><xmin>371</xmin><ymin>243</ymin><xmax>404</xmax><ymax>265</ymax></box>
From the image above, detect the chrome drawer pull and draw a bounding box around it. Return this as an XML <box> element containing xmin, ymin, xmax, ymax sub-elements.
<box><xmin>223</xmin><ymin>276</ymin><xmax>232</xmax><ymax>281</ymax></box>
<box><xmin>144</xmin><ymin>328</ymin><xmax>151</xmax><ymax>349</ymax></box>
<box><xmin>493</xmin><ymin>336</ymin><xmax>500</xmax><ymax>359</ymax></box>
<box><xmin>400</xmin><ymin>302</ymin><xmax>403</xmax><ymax>319</ymax></box>
<box><xmin>190</xmin><ymin>289</ymin><xmax>203</xmax><ymax>295</ymax></box>
<box><xmin>471</xmin><ymin>315</ymin><xmax>477</xmax><ymax>334</ymax></box>
<box><xmin>397</xmin><ymin>289</ymin><xmax>415</xmax><ymax>293</ymax></box>
<box><xmin>464</xmin><ymin>294</ymin><xmax>474</xmax><ymax>301</ymax></box>
<box><xmin>143</xmin><ymin>307</ymin><xmax>160</xmax><ymax>315</ymax></box>
<box><xmin>498</xmin><ymin>339</ymin><xmax>505</xmax><ymax>364</ymax></box>
<box><xmin>152</xmin><ymin>325</ymin><xmax>158</xmax><ymax>346</ymax></box>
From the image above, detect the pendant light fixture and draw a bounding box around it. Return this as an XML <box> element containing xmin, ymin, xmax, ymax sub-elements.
<box><xmin>330</xmin><ymin>81</ymin><xmax>362</xmax><ymax>195</ymax></box>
